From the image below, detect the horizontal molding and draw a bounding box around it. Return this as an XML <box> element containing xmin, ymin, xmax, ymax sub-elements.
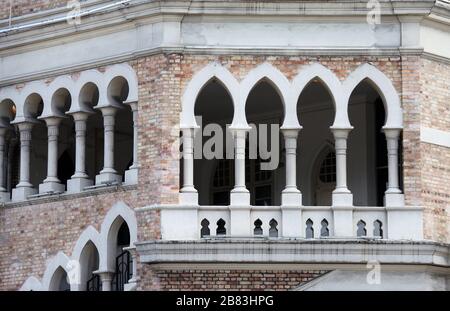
<box><xmin>136</xmin><ymin>239</ymin><xmax>450</xmax><ymax>267</ymax></box>
<box><xmin>0</xmin><ymin>46</ymin><xmax>423</xmax><ymax>88</ymax></box>
<box><xmin>420</xmin><ymin>127</ymin><xmax>450</xmax><ymax>148</ymax></box>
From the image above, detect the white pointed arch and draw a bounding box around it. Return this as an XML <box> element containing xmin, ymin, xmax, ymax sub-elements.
<box><xmin>240</xmin><ymin>62</ymin><xmax>292</xmax><ymax>127</ymax></box>
<box><xmin>99</xmin><ymin>201</ymin><xmax>137</xmax><ymax>271</ymax></box>
<box><xmin>71</xmin><ymin>225</ymin><xmax>102</xmax><ymax>268</ymax></box>
<box><xmin>41</xmin><ymin>251</ymin><xmax>73</xmax><ymax>291</ymax></box>
<box><xmin>102</xmin><ymin>63</ymin><xmax>139</xmax><ymax>106</ymax></box>
<box><xmin>180</xmin><ymin>62</ymin><xmax>240</xmax><ymax>129</ymax></box>
<box><xmin>20</xmin><ymin>276</ymin><xmax>43</xmax><ymax>291</ymax></box>
<box><xmin>343</xmin><ymin>63</ymin><xmax>403</xmax><ymax>129</ymax></box>
<box><xmin>292</xmin><ymin>63</ymin><xmax>349</xmax><ymax>128</ymax></box>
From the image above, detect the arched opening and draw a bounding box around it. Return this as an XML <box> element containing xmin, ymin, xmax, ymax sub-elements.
<box><xmin>0</xmin><ymin>99</ymin><xmax>17</xmax><ymax>196</ymax></box>
<box><xmin>107</xmin><ymin>77</ymin><xmax>133</xmax><ymax>180</ymax></box>
<box><xmin>49</xmin><ymin>266</ymin><xmax>70</xmax><ymax>291</ymax></box>
<box><xmin>79</xmin><ymin>241</ymin><xmax>100</xmax><ymax>291</ymax></box>
<box><xmin>348</xmin><ymin>80</ymin><xmax>400</xmax><ymax>206</ymax></box>
<box><xmin>245</xmin><ymin>80</ymin><xmax>284</xmax><ymax>206</ymax></box>
<box><xmin>52</xmin><ymin>88</ymin><xmax>75</xmax><ymax>190</ymax></box>
<box><xmin>79</xmin><ymin>82</ymin><xmax>103</xmax><ymax>180</ymax></box>
<box><xmin>23</xmin><ymin>93</ymin><xmax>46</xmax><ymax>190</ymax></box>
<box><xmin>297</xmin><ymin>79</ymin><xmax>335</xmax><ymax>206</ymax></box>
<box><xmin>192</xmin><ymin>79</ymin><xmax>234</xmax><ymax>205</ymax></box>
<box><xmin>107</xmin><ymin>216</ymin><xmax>132</xmax><ymax>291</ymax></box>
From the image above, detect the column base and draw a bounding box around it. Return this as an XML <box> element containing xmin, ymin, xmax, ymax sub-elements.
<box><xmin>332</xmin><ymin>191</ymin><xmax>353</xmax><ymax>207</ymax></box>
<box><xmin>230</xmin><ymin>189</ymin><xmax>250</xmax><ymax>206</ymax></box>
<box><xmin>281</xmin><ymin>190</ymin><xmax>302</xmax><ymax>206</ymax></box>
<box><xmin>95</xmin><ymin>172</ymin><xmax>122</xmax><ymax>186</ymax></box>
<box><xmin>124</xmin><ymin>167</ymin><xmax>138</xmax><ymax>185</ymax></box>
<box><xmin>124</xmin><ymin>280</ymin><xmax>137</xmax><ymax>291</ymax></box>
<box><xmin>384</xmin><ymin>193</ymin><xmax>405</xmax><ymax>207</ymax></box>
<box><xmin>12</xmin><ymin>186</ymin><xmax>37</xmax><ymax>201</ymax></box>
<box><xmin>39</xmin><ymin>181</ymin><xmax>65</xmax><ymax>194</ymax></box>
<box><xmin>179</xmin><ymin>191</ymin><xmax>198</xmax><ymax>205</ymax></box>
<box><xmin>67</xmin><ymin>177</ymin><xmax>93</xmax><ymax>193</ymax></box>
<box><xmin>0</xmin><ymin>191</ymin><xmax>10</xmax><ymax>202</ymax></box>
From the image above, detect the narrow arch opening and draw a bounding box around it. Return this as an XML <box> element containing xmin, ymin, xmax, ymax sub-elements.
<box><xmin>49</xmin><ymin>266</ymin><xmax>70</xmax><ymax>291</ymax></box>
<box><xmin>348</xmin><ymin>80</ymin><xmax>401</xmax><ymax>206</ymax></box>
<box><xmin>245</xmin><ymin>80</ymin><xmax>284</xmax><ymax>206</ymax></box>
<box><xmin>192</xmin><ymin>79</ymin><xmax>234</xmax><ymax>205</ymax></box>
<box><xmin>297</xmin><ymin>79</ymin><xmax>335</xmax><ymax>206</ymax></box>
<box><xmin>79</xmin><ymin>241</ymin><xmax>100</xmax><ymax>291</ymax></box>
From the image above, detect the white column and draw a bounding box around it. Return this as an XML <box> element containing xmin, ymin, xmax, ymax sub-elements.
<box><xmin>125</xmin><ymin>102</ymin><xmax>139</xmax><ymax>184</ymax></box>
<box><xmin>331</xmin><ymin>128</ymin><xmax>353</xmax><ymax>207</ymax></box>
<box><xmin>123</xmin><ymin>246</ymin><xmax>138</xmax><ymax>291</ymax></box>
<box><xmin>383</xmin><ymin>128</ymin><xmax>405</xmax><ymax>207</ymax></box>
<box><xmin>39</xmin><ymin>117</ymin><xmax>65</xmax><ymax>194</ymax></box>
<box><xmin>94</xmin><ymin>270</ymin><xmax>114</xmax><ymax>291</ymax></box>
<box><xmin>230</xmin><ymin>129</ymin><xmax>251</xmax><ymax>236</ymax></box>
<box><xmin>230</xmin><ymin>129</ymin><xmax>250</xmax><ymax>206</ymax></box>
<box><xmin>0</xmin><ymin>127</ymin><xmax>10</xmax><ymax>202</ymax></box>
<box><xmin>12</xmin><ymin>122</ymin><xmax>37</xmax><ymax>201</ymax></box>
<box><xmin>67</xmin><ymin>112</ymin><xmax>93</xmax><ymax>193</ymax></box>
<box><xmin>179</xmin><ymin>127</ymin><xmax>198</xmax><ymax>205</ymax></box>
<box><xmin>95</xmin><ymin>106</ymin><xmax>122</xmax><ymax>185</ymax></box>
<box><xmin>280</xmin><ymin>129</ymin><xmax>302</xmax><ymax>237</ymax></box>
<box><xmin>281</xmin><ymin>129</ymin><xmax>302</xmax><ymax>206</ymax></box>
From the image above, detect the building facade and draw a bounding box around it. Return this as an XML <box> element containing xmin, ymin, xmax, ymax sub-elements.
<box><xmin>0</xmin><ymin>0</ymin><xmax>449</xmax><ymax>291</ymax></box>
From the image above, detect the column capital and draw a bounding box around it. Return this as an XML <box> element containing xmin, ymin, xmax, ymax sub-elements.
<box><xmin>16</xmin><ymin>121</ymin><xmax>35</xmax><ymax>133</ymax></box>
<box><xmin>281</xmin><ymin>128</ymin><xmax>301</xmax><ymax>139</ymax></box>
<box><xmin>330</xmin><ymin>127</ymin><xmax>352</xmax><ymax>139</ymax></box>
<box><xmin>69</xmin><ymin>110</ymin><xmax>92</xmax><ymax>122</ymax></box>
<box><xmin>125</xmin><ymin>100</ymin><xmax>138</xmax><ymax>111</ymax></box>
<box><xmin>93</xmin><ymin>270</ymin><xmax>115</xmax><ymax>280</ymax></box>
<box><xmin>98</xmin><ymin>105</ymin><xmax>118</xmax><ymax>117</ymax></box>
<box><xmin>383</xmin><ymin>128</ymin><xmax>402</xmax><ymax>139</ymax></box>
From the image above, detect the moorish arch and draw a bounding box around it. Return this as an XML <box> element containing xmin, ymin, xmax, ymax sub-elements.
<box><xmin>179</xmin><ymin>61</ymin><xmax>405</xmax><ymax>209</ymax></box>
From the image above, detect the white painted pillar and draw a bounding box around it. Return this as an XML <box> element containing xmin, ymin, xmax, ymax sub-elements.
<box><xmin>281</xmin><ymin>129</ymin><xmax>302</xmax><ymax>206</ymax></box>
<box><xmin>280</xmin><ymin>129</ymin><xmax>302</xmax><ymax>237</ymax></box>
<box><xmin>39</xmin><ymin>117</ymin><xmax>65</xmax><ymax>194</ymax></box>
<box><xmin>331</xmin><ymin>128</ymin><xmax>353</xmax><ymax>207</ymax></box>
<box><xmin>124</xmin><ymin>102</ymin><xmax>139</xmax><ymax>184</ymax></box>
<box><xmin>230</xmin><ymin>129</ymin><xmax>250</xmax><ymax>206</ymax></box>
<box><xmin>95</xmin><ymin>271</ymin><xmax>114</xmax><ymax>291</ymax></box>
<box><xmin>0</xmin><ymin>127</ymin><xmax>10</xmax><ymax>202</ymax></box>
<box><xmin>123</xmin><ymin>246</ymin><xmax>138</xmax><ymax>291</ymax></box>
<box><xmin>383</xmin><ymin>128</ymin><xmax>405</xmax><ymax>207</ymax></box>
<box><xmin>95</xmin><ymin>106</ymin><xmax>122</xmax><ymax>185</ymax></box>
<box><xmin>179</xmin><ymin>127</ymin><xmax>198</xmax><ymax>205</ymax></box>
<box><xmin>67</xmin><ymin>112</ymin><xmax>93</xmax><ymax>193</ymax></box>
<box><xmin>230</xmin><ymin>129</ymin><xmax>250</xmax><ymax>236</ymax></box>
<box><xmin>12</xmin><ymin>122</ymin><xmax>37</xmax><ymax>201</ymax></box>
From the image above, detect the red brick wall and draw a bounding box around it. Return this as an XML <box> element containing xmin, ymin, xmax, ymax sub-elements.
<box><xmin>137</xmin><ymin>267</ymin><xmax>328</xmax><ymax>291</ymax></box>
<box><xmin>420</xmin><ymin>58</ymin><xmax>450</xmax><ymax>243</ymax></box>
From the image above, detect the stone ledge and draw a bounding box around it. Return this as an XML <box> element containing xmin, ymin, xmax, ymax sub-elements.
<box><xmin>136</xmin><ymin>239</ymin><xmax>450</xmax><ymax>267</ymax></box>
<box><xmin>0</xmin><ymin>183</ymin><xmax>137</xmax><ymax>209</ymax></box>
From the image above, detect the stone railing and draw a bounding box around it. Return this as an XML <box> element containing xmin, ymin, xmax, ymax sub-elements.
<box><xmin>142</xmin><ymin>205</ymin><xmax>424</xmax><ymax>241</ymax></box>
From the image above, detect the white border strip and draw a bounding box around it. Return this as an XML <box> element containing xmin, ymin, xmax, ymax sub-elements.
<box><xmin>420</xmin><ymin>127</ymin><xmax>450</xmax><ymax>148</ymax></box>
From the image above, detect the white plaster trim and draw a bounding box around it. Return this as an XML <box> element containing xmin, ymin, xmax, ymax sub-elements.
<box><xmin>180</xmin><ymin>62</ymin><xmax>403</xmax><ymax>131</ymax></box>
<box><xmin>41</xmin><ymin>251</ymin><xmax>72</xmax><ymax>291</ymax></box>
<box><xmin>0</xmin><ymin>63</ymin><xmax>139</xmax><ymax>122</ymax></box>
<box><xmin>420</xmin><ymin>127</ymin><xmax>450</xmax><ymax>148</ymax></box>
<box><xmin>19</xmin><ymin>276</ymin><xmax>43</xmax><ymax>291</ymax></box>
